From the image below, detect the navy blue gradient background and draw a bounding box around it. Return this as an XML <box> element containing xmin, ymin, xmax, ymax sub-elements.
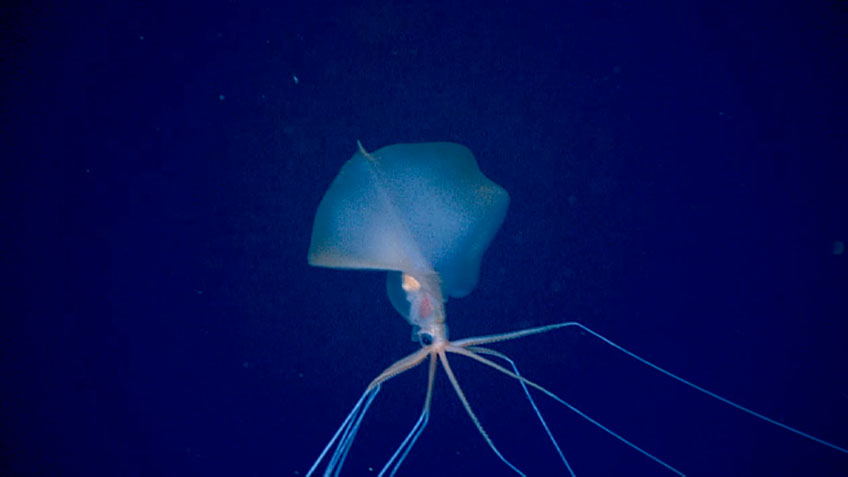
<box><xmin>3</xmin><ymin>1</ymin><xmax>847</xmax><ymax>476</ymax></box>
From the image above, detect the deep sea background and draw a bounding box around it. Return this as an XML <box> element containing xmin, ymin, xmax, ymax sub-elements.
<box><xmin>2</xmin><ymin>1</ymin><xmax>847</xmax><ymax>476</ymax></box>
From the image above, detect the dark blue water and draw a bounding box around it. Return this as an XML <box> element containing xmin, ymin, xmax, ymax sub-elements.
<box><xmin>3</xmin><ymin>1</ymin><xmax>847</xmax><ymax>476</ymax></box>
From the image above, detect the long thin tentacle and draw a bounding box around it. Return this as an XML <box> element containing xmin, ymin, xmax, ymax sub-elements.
<box><xmin>367</xmin><ymin>347</ymin><xmax>432</xmax><ymax>390</ymax></box>
<box><xmin>329</xmin><ymin>385</ymin><xmax>380</xmax><ymax>476</ymax></box>
<box><xmin>380</xmin><ymin>353</ymin><xmax>438</xmax><ymax>477</ymax></box>
<box><xmin>438</xmin><ymin>350</ymin><xmax>527</xmax><ymax>476</ymax></box>
<box><xmin>568</xmin><ymin>322</ymin><xmax>848</xmax><ymax>455</ymax></box>
<box><xmin>448</xmin><ymin>345</ymin><xmax>686</xmax><ymax>476</ymax></box>
<box><xmin>306</xmin><ymin>385</ymin><xmax>380</xmax><ymax>477</ymax></box>
<box><xmin>307</xmin><ymin>347</ymin><xmax>431</xmax><ymax>476</ymax></box>
<box><xmin>469</xmin><ymin>346</ymin><xmax>576</xmax><ymax>477</ymax></box>
<box><xmin>451</xmin><ymin>322</ymin><xmax>580</xmax><ymax>348</ymax></box>
<box><xmin>453</xmin><ymin>321</ymin><xmax>848</xmax><ymax>455</ymax></box>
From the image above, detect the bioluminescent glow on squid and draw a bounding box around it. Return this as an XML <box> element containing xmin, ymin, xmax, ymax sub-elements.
<box><xmin>305</xmin><ymin>141</ymin><xmax>848</xmax><ymax>476</ymax></box>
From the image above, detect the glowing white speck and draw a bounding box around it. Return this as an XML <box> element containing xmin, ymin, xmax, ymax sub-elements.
<box><xmin>292</xmin><ymin>75</ymin><xmax>299</xmax><ymax>85</ymax></box>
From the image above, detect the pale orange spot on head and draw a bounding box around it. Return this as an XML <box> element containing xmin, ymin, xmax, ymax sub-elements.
<box><xmin>401</xmin><ymin>273</ymin><xmax>421</xmax><ymax>292</ymax></box>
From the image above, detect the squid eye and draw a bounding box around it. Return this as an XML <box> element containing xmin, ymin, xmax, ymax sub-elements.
<box><xmin>419</xmin><ymin>332</ymin><xmax>434</xmax><ymax>346</ymax></box>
